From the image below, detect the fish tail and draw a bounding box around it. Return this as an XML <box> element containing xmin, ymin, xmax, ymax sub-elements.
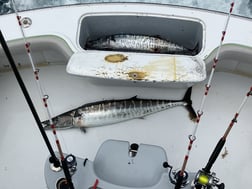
<box><xmin>182</xmin><ymin>87</ymin><xmax>197</xmax><ymax>121</ymax></box>
<box><xmin>190</xmin><ymin>42</ymin><xmax>199</xmax><ymax>55</ymax></box>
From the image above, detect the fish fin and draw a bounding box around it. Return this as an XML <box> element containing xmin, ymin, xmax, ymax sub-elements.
<box><xmin>74</xmin><ymin>110</ymin><xmax>82</xmax><ymax>117</ymax></box>
<box><xmin>80</xmin><ymin>127</ymin><xmax>87</xmax><ymax>133</ymax></box>
<box><xmin>130</xmin><ymin>95</ymin><xmax>138</xmax><ymax>100</ymax></box>
<box><xmin>185</xmin><ymin>104</ymin><xmax>197</xmax><ymax>122</ymax></box>
<box><xmin>183</xmin><ymin>87</ymin><xmax>197</xmax><ymax>121</ymax></box>
<box><xmin>153</xmin><ymin>35</ymin><xmax>162</xmax><ymax>39</ymax></box>
<box><xmin>151</xmin><ymin>48</ymin><xmax>161</xmax><ymax>53</ymax></box>
<box><xmin>61</xmin><ymin>125</ymin><xmax>75</xmax><ymax>130</ymax></box>
<box><xmin>138</xmin><ymin>117</ymin><xmax>145</xmax><ymax>120</ymax></box>
<box><xmin>110</xmin><ymin>35</ymin><xmax>116</xmax><ymax>42</ymax></box>
<box><xmin>190</xmin><ymin>42</ymin><xmax>199</xmax><ymax>55</ymax></box>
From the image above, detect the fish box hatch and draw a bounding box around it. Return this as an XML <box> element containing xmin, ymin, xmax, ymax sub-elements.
<box><xmin>68</xmin><ymin>14</ymin><xmax>206</xmax><ymax>88</ymax></box>
<box><xmin>79</xmin><ymin>15</ymin><xmax>203</xmax><ymax>55</ymax></box>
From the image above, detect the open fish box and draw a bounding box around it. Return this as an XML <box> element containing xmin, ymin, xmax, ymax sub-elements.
<box><xmin>79</xmin><ymin>14</ymin><xmax>204</xmax><ymax>55</ymax></box>
<box><xmin>67</xmin><ymin>14</ymin><xmax>206</xmax><ymax>88</ymax></box>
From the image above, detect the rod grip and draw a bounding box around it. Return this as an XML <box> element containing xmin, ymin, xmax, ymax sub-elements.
<box><xmin>204</xmin><ymin>137</ymin><xmax>226</xmax><ymax>173</ymax></box>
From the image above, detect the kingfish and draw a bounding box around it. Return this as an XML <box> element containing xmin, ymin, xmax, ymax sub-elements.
<box><xmin>85</xmin><ymin>34</ymin><xmax>198</xmax><ymax>55</ymax></box>
<box><xmin>42</xmin><ymin>87</ymin><xmax>197</xmax><ymax>130</ymax></box>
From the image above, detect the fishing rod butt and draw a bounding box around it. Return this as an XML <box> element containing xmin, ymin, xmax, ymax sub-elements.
<box><xmin>56</xmin><ymin>177</ymin><xmax>74</xmax><ymax>189</ymax></box>
<box><xmin>172</xmin><ymin>170</ymin><xmax>189</xmax><ymax>189</ymax></box>
<box><xmin>49</xmin><ymin>155</ymin><xmax>61</xmax><ymax>169</ymax></box>
<box><xmin>61</xmin><ymin>158</ymin><xmax>75</xmax><ymax>189</ymax></box>
<box><xmin>49</xmin><ymin>154</ymin><xmax>77</xmax><ymax>189</ymax></box>
<box><xmin>174</xmin><ymin>174</ymin><xmax>184</xmax><ymax>189</ymax></box>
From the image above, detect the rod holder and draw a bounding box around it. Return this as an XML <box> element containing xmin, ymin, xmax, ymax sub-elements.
<box><xmin>173</xmin><ymin>170</ymin><xmax>189</xmax><ymax>189</ymax></box>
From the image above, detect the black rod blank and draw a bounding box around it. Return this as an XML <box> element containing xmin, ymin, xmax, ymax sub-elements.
<box><xmin>0</xmin><ymin>30</ymin><xmax>60</xmax><ymax>168</ymax></box>
<box><xmin>204</xmin><ymin>137</ymin><xmax>226</xmax><ymax>173</ymax></box>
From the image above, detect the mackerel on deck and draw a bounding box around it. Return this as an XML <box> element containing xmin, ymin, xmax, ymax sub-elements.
<box><xmin>42</xmin><ymin>87</ymin><xmax>196</xmax><ymax>130</ymax></box>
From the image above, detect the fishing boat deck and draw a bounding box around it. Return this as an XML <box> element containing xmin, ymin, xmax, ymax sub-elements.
<box><xmin>1</xmin><ymin>2</ymin><xmax>252</xmax><ymax>189</ymax></box>
<box><xmin>0</xmin><ymin>64</ymin><xmax>251</xmax><ymax>189</ymax></box>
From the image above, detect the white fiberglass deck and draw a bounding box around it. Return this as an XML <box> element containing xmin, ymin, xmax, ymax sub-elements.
<box><xmin>1</xmin><ymin>2</ymin><xmax>252</xmax><ymax>188</ymax></box>
<box><xmin>0</xmin><ymin>64</ymin><xmax>251</xmax><ymax>189</ymax></box>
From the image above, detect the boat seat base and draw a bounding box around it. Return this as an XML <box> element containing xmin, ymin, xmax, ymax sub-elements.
<box><xmin>44</xmin><ymin>139</ymin><xmax>196</xmax><ymax>189</ymax></box>
<box><xmin>93</xmin><ymin>139</ymin><xmax>168</xmax><ymax>187</ymax></box>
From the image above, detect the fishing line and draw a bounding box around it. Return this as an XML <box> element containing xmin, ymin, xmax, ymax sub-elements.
<box><xmin>174</xmin><ymin>2</ymin><xmax>235</xmax><ymax>188</ymax></box>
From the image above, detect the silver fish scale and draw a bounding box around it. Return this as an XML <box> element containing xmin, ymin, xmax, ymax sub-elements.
<box><xmin>43</xmin><ymin>88</ymin><xmax>195</xmax><ymax>130</ymax></box>
<box><xmin>111</xmin><ymin>35</ymin><xmax>186</xmax><ymax>52</ymax></box>
<box><xmin>79</xmin><ymin>99</ymin><xmax>186</xmax><ymax>127</ymax></box>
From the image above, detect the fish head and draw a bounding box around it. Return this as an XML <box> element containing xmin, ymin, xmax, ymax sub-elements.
<box><xmin>42</xmin><ymin>111</ymin><xmax>75</xmax><ymax>130</ymax></box>
<box><xmin>85</xmin><ymin>36</ymin><xmax>111</xmax><ymax>50</ymax></box>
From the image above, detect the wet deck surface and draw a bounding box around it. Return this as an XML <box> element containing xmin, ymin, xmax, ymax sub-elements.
<box><xmin>0</xmin><ymin>64</ymin><xmax>252</xmax><ymax>189</ymax></box>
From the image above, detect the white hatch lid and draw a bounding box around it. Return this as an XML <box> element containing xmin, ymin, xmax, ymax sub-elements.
<box><xmin>66</xmin><ymin>51</ymin><xmax>206</xmax><ymax>87</ymax></box>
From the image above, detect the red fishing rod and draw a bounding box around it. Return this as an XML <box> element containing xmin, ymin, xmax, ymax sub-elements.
<box><xmin>173</xmin><ymin>2</ymin><xmax>235</xmax><ymax>188</ymax></box>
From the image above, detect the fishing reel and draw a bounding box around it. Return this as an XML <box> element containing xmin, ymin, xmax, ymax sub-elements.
<box><xmin>171</xmin><ymin>169</ymin><xmax>190</xmax><ymax>188</ymax></box>
<box><xmin>163</xmin><ymin>162</ymin><xmax>190</xmax><ymax>188</ymax></box>
<box><xmin>192</xmin><ymin>169</ymin><xmax>225</xmax><ymax>189</ymax></box>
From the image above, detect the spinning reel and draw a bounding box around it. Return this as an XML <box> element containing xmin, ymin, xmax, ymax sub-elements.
<box><xmin>192</xmin><ymin>169</ymin><xmax>225</xmax><ymax>189</ymax></box>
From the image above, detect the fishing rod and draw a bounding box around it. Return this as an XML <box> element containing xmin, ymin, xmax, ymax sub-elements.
<box><xmin>0</xmin><ymin>30</ymin><xmax>75</xmax><ymax>189</ymax></box>
<box><xmin>9</xmin><ymin>0</ymin><xmax>66</xmax><ymax>163</ymax></box>
<box><xmin>0</xmin><ymin>28</ymin><xmax>58</xmax><ymax>172</ymax></box>
<box><xmin>193</xmin><ymin>86</ymin><xmax>252</xmax><ymax>189</ymax></box>
<box><xmin>0</xmin><ymin>30</ymin><xmax>60</xmax><ymax>167</ymax></box>
<box><xmin>173</xmin><ymin>2</ymin><xmax>235</xmax><ymax>188</ymax></box>
<box><xmin>8</xmin><ymin>1</ymin><xmax>75</xmax><ymax>188</ymax></box>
